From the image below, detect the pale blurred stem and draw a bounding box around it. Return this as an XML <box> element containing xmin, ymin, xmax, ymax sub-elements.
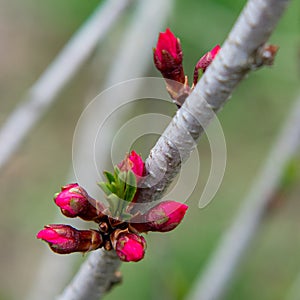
<box><xmin>25</xmin><ymin>1</ymin><xmax>134</xmax><ymax>300</ymax></box>
<box><xmin>0</xmin><ymin>0</ymin><xmax>133</xmax><ymax>172</ymax></box>
<box><xmin>187</xmin><ymin>95</ymin><xmax>300</xmax><ymax>300</ymax></box>
<box><xmin>58</xmin><ymin>0</ymin><xmax>290</xmax><ymax>299</ymax></box>
<box><xmin>138</xmin><ymin>0</ymin><xmax>290</xmax><ymax>204</ymax></box>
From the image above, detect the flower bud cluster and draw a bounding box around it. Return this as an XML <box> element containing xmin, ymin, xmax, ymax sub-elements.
<box><xmin>37</xmin><ymin>151</ymin><xmax>188</xmax><ymax>263</ymax></box>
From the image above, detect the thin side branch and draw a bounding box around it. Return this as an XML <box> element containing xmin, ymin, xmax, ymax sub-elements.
<box><xmin>187</xmin><ymin>94</ymin><xmax>300</xmax><ymax>300</ymax></box>
<box><xmin>138</xmin><ymin>0</ymin><xmax>290</xmax><ymax>203</ymax></box>
<box><xmin>0</xmin><ymin>0</ymin><xmax>133</xmax><ymax>172</ymax></box>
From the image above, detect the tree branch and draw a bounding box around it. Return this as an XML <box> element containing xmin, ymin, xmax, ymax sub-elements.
<box><xmin>0</xmin><ymin>0</ymin><xmax>133</xmax><ymax>172</ymax></box>
<box><xmin>57</xmin><ymin>250</ymin><xmax>121</xmax><ymax>300</ymax></box>
<box><xmin>138</xmin><ymin>0</ymin><xmax>290</xmax><ymax>203</ymax></box>
<box><xmin>56</xmin><ymin>0</ymin><xmax>173</xmax><ymax>299</ymax></box>
<box><xmin>186</xmin><ymin>94</ymin><xmax>300</xmax><ymax>300</ymax></box>
<box><xmin>43</xmin><ymin>0</ymin><xmax>289</xmax><ymax>299</ymax></box>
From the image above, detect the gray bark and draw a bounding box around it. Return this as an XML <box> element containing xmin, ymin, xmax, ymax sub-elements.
<box><xmin>138</xmin><ymin>0</ymin><xmax>289</xmax><ymax>204</ymax></box>
<box><xmin>48</xmin><ymin>0</ymin><xmax>291</xmax><ymax>299</ymax></box>
<box><xmin>57</xmin><ymin>250</ymin><xmax>121</xmax><ymax>300</ymax></box>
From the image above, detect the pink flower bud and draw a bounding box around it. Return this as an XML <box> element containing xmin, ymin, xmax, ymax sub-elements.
<box><xmin>193</xmin><ymin>45</ymin><xmax>221</xmax><ymax>84</ymax></box>
<box><xmin>37</xmin><ymin>224</ymin><xmax>103</xmax><ymax>254</ymax></box>
<box><xmin>153</xmin><ymin>28</ymin><xmax>185</xmax><ymax>84</ymax></box>
<box><xmin>155</xmin><ymin>28</ymin><xmax>178</xmax><ymax>61</ymax></box>
<box><xmin>144</xmin><ymin>201</ymin><xmax>188</xmax><ymax>232</ymax></box>
<box><xmin>118</xmin><ymin>151</ymin><xmax>144</xmax><ymax>179</ymax></box>
<box><xmin>196</xmin><ymin>45</ymin><xmax>221</xmax><ymax>71</ymax></box>
<box><xmin>54</xmin><ymin>184</ymin><xmax>104</xmax><ymax>221</ymax></box>
<box><xmin>128</xmin><ymin>151</ymin><xmax>144</xmax><ymax>177</ymax></box>
<box><xmin>115</xmin><ymin>232</ymin><xmax>146</xmax><ymax>262</ymax></box>
<box><xmin>54</xmin><ymin>184</ymin><xmax>86</xmax><ymax>216</ymax></box>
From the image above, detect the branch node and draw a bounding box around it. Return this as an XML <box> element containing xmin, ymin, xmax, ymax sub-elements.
<box><xmin>249</xmin><ymin>44</ymin><xmax>279</xmax><ymax>70</ymax></box>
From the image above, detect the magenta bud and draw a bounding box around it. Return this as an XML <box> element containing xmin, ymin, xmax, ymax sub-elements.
<box><xmin>37</xmin><ymin>224</ymin><xmax>103</xmax><ymax>254</ymax></box>
<box><xmin>128</xmin><ymin>151</ymin><xmax>144</xmax><ymax>178</ymax></box>
<box><xmin>153</xmin><ymin>28</ymin><xmax>185</xmax><ymax>84</ymax></box>
<box><xmin>54</xmin><ymin>183</ymin><xmax>104</xmax><ymax>221</ymax></box>
<box><xmin>115</xmin><ymin>232</ymin><xmax>146</xmax><ymax>262</ymax></box>
<box><xmin>196</xmin><ymin>45</ymin><xmax>221</xmax><ymax>72</ymax></box>
<box><xmin>144</xmin><ymin>201</ymin><xmax>188</xmax><ymax>232</ymax></box>
<box><xmin>54</xmin><ymin>183</ymin><xmax>87</xmax><ymax>217</ymax></box>
<box><xmin>193</xmin><ymin>45</ymin><xmax>221</xmax><ymax>84</ymax></box>
<box><xmin>118</xmin><ymin>151</ymin><xmax>144</xmax><ymax>179</ymax></box>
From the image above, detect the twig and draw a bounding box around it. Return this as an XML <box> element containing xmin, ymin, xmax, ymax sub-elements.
<box><xmin>186</xmin><ymin>95</ymin><xmax>300</xmax><ymax>300</ymax></box>
<box><xmin>56</xmin><ymin>1</ymin><xmax>174</xmax><ymax>299</ymax></box>
<box><xmin>138</xmin><ymin>0</ymin><xmax>290</xmax><ymax>204</ymax></box>
<box><xmin>0</xmin><ymin>0</ymin><xmax>133</xmax><ymax>172</ymax></box>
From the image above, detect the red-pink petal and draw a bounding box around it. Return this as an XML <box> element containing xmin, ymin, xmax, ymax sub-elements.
<box><xmin>54</xmin><ymin>184</ymin><xmax>89</xmax><ymax>217</ymax></box>
<box><xmin>129</xmin><ymin>151</ymin><xmax>144</xmax><ymax>177</ymax></box>
<box><xmin>210</xmin><ymin>44</ymin><xmax>221</xmax><ymax>59</ymax></box>
<box><xmin>146</xmin><ymin>201</ymin><xmax>188</xmax><ymax>232</ymax></box>
<box><xmin>37</xmin><ymin>228</ymin><xmax>69</xmax><ymax>244</ymax></box>
<box><xmin>195</xmin><ymin>45</ymin><xmax>221</xmax><ymax>73</ymax></box>
<box><xmin>155</xmin><ymin>28</ymin><xmax>178</xmax><ymax>61</ymax></box>
<box><xmin>115</xmin><ymin>233</ymin><xmax>146</xmax><ymax>262</ymax></box>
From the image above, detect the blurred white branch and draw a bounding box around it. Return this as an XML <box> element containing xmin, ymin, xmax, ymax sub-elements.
<box><xmin>0</xmin><ymin>0</ymin><xmax>133</xmax><ymax>172</ymax></box>
<box><xmin>24</xmin><ymin>1</ymin><xmax>133</xmax><ymax>300</ymax></box>
<box><xmin>187</xmin><ymin>95</ymin><xmax>300</xmax><ymax>300</ymax></box>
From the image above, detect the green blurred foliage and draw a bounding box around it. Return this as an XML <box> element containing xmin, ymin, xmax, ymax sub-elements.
<box><xmin>0</xmin><ymin>0</ymin><xmax>299</xmax><ymax>299</ymax></box>
<box><xmin>279</xmin><ymin>158</ymin><xmax>300</xmax><ymax>192</ymax></box>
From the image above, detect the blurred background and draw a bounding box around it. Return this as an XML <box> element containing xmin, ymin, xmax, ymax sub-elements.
<box><xmin>0</xmin><ymin>0</ymin><xmax>299</xmax><ymax>299</ymax></box>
